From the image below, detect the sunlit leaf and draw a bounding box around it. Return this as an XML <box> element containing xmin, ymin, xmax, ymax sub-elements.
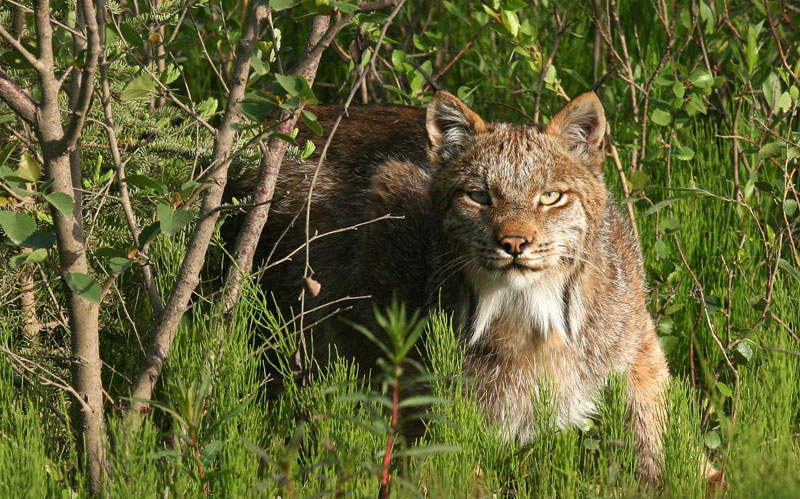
<box><xmin>0</xmin><ymin>210</ymin><xmax>35</xmax><ymax>244</ymax></box>
<box><xmin>45</xmin><ymin>192</ymin><xmax>74</xmax><ymax>219</ymax></box>
<box><xmin>18</xmin><ymin>152</ymin><xmax>41</xmax><ymax>182</ymax></box>
<box><xmin>64</xmin><ymin>272</ymin><xmax>103</xmax><ymax>305</ymax></box>
<box><xmin>157</xmin><ymin>204</ymin><xmax>193</xmax><ymax>236</ymax></box>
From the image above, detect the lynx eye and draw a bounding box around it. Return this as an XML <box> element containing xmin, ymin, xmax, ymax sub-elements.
<box><xmin>467</xmin><ymin>190</ymin><xmax>492</xmax><ymax>205</ymax></box>
<box><xmin>540</xmin><ymin>191</ymin><xmax>562</xmax><ymax>206</ymax></box>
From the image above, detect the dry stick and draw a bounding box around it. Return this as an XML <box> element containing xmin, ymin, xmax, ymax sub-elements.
<box><xmin>672</xmin><ymin>234</ymin><xmax>739</xmax><ymax>389</ymax></box>
<box><xmin>606</xmin><ymin>134</ymin><xmax>639</xmax><ymax>240</ymax></box>
<box><xmin>421</xmin><ymin>24</ymin><xmax>486</xmax><ymax>93</ymax></box>
<box><xmin>0</xmin><ymin>345</ymin><xmax>92</xmax><ymax>413</ymax></box>
<box><xmin>0</xmin><ymin>23</ymin><xmax>45</xmax><ymax>71</ymax></box>
<box><xmin>0</xmin><ymin>69</ymin><xmax>38</xmax><ymax>124</ymax></box>
<box><xmin>125</xmin><ymin>1</ymin><xmax>269</xmax><ymax>421</ymax></box>
<box><xmin>636</xmin><ymin>6</ymin><xmax>678</xmax><ymax>165</ymax></box>
<box><xmin>765</xmin><ymin>0</ymin><xmax>800</xmax><ymax>88</ymax></box>
<box><xmin>3</xmin><ymin>0</ymin><xmax>86</xmax><ymax>41</ymax></box>
<box><xmin>223</xmin><ymin>14</ymin><xmax>331</xmax><ymax>311</ymax></box>
<box><xmin>265</xmin><ymin>214</ymin><xmax>399</xmax><ymax>271</ymax></box>
<box><xmin>98</xmin><ymin>29</ymin><xmax>164</xmax><ymax>317</ymax></box>
<box><xmin>188</xmin><ymin>8</ymin><xmax>230</xmax><ymax>94</ymax></box>
<box><xmin>532</xmin><ymin>7</ymin><xmax>565</xmax><ymax>123</ymax></box>
<box><xmin>297</xmin><ymin>0</ymin><xmax>407</xmax><ymax>369</ymax></box>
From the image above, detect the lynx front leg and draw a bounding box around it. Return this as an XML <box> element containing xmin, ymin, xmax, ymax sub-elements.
<box><xmin>625</xmin><ymin>334</ymin><xmax>670</xmax><ymax>484</ymax></box>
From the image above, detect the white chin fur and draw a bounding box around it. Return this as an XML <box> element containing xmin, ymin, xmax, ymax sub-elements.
<box><xmin>468</xmin><ymin>265</ymin><xmax>572</xmax><ymax>346</ymax></box>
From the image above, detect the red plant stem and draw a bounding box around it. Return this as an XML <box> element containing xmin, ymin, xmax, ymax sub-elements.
<box><xmin>192</xmin><ymin>431</ymin><xmax>206</xmax><ymax>494</ymax></box>
<box><xmin>379</xmin><ymin>367</ymin><xmax>400</xmax><ymax>498</ymax></box>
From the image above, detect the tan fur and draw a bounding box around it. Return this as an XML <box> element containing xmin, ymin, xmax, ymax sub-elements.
<box><xmin>227</xmin><ymin>93</ymin><xmax>688</xmax><ymax>483</ymax></box>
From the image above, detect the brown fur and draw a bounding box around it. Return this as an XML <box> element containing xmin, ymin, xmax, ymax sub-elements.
<box><xmin>227</xmin><ymin>93</ymin><xmax>699</xmax><ymax>483</ymax></box>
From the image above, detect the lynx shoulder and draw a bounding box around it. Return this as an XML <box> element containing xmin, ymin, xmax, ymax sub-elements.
<box><xmin>228</xmin><ymin>93</ymin><xmax>676</xmax><ymax>482</ymax></box>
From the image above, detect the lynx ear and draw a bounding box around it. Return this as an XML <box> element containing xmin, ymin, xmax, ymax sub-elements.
<box><xmin>426</xmin><ymin>91</ymin><xmax>486</xmax><ymax>162</ymax></box>
<box><xmin>547</xmin><ymin>92</ymin><xmax>606</xmax><ymax>160</ymax></box>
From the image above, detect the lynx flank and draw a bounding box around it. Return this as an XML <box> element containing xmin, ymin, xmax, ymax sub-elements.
<box><xmin>230</xmin><ymin>92</ymin><xmax>678</xmax><ymax>482</ymax></box>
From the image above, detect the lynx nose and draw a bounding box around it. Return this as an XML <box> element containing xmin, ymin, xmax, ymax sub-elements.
<box><xmin>499</xmin><ymin>235</ymin><xmax>528</xmax><ymax>257</ymax></box>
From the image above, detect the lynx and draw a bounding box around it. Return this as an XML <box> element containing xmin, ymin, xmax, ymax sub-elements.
<box><xmin>229</xmin><ymin>92</ymin><xmax>685</xmax><ymax>483</ymax></box>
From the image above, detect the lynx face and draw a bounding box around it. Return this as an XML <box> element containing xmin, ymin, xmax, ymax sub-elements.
<box><xmin>426</xmin><ymin>93</ymin><xmax>609</xmax><ymax>343</ymax></box>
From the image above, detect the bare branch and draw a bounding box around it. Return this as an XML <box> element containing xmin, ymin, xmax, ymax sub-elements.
<box><xmin>0</xmin><ymin>69</ymin><xmax>38</xmax><ymax>124</ymax></box>
<box><xmin>97</xmin><ymin>19</ymin><xmax>165</xmax><ymax>316</ymax></box>
<box><xmin>224</xmin><ymin>14</ymin><xmax>332</xmax><ymax>310</ymax></box>
<box><xmin>0</xmin><ymin>24</ymin><xmax>44</xmax><ymax>71</ymax></box>
<box><xmin>126</xmin><ymin>0</ymin><xmax>270</xmax><ymax>419</ymax></box>
<box><xmin>61</xmin><ymin>0</ymin><xmax>103</xmax><ymax>152</ymax></box>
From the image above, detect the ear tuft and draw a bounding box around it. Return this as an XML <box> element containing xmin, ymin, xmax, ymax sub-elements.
<box><xmin>426</xmin><ymin>92</ymin><xmax>486</xmax><ymax>162</ymax></box>
<box><xmin>547</xmin><ymin>92</ymin><xmax>606</xmax><ymax>159</ymax></box>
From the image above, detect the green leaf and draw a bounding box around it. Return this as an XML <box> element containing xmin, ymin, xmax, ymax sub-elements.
<box><xmin>684</xmin><ymin>94</ymin><xmax>707</xmax><ymax>116</ymax></box>
<box><xmin>109</xmin><ymin>257</ymin><xmax>132</xmax><ymax>274</ymax></box>
<box><xmin>121</xmin><ymin>74</ymin><xmax>156</xmax><ymax>101</ymax></box>
<box><xmin>0</xmin><ymin>210</ymin><xmax>35</xmax><ymax>244</ymax></box>
<box><xmin>659</xmin><ymin>335</ymin><xmax>678</xmax><ymax>353</ymax></box>
<box><xmin>0</xmin><ymin>139</ymin><xmax>18</xmax><ymax>168</ymax></box>
<box><xmin>18</xmin><ymin>152</ymin><xmax>41</xmax><ymax>182</ymax></box>
<box><xmin>301</xmin><ymin>109</ymin><xmax>323</xmax><ymax>136</ymax></box>
<box><xmin>746</xmin><ymin>24</ymin><xmax>758</xmax><ymax>74</ymax></box>
<box><xmin>654</xmin><ymin>239</ymin><xmax>668</xmax><ymax>259</ymax></box>
<box><xmin>206</xmin><ymin>395</ymin><xmax>254</xmax><ymax>438</ymax></box>
<box><xmin>125</xmin><ymin>174</ymin><xmax>168</xmax><ymax>194</ymax></box>
<box><xmin>269</xmin><ymin>0</ymin><xmax>302</xmax><ymax>10</ymax></box>
<box><xmin>138</xmin><ymin>222</ymin><xmax>161</xmax><ymax>248</ymax></box>
<box><xmin>758</xmin><ymin>141</ymin><xmax>784</xmax><ymax>159</ymax></box>
<box><xmin>120</xmin><ymin>24</ymin><xmax>143</xmax><ymax>49</ymax></box>
<box><xmin>661</xmin><ymin>217</ymin><xmax>681</xmax><ymax>234</ymax></box>
<box><xmin>156</xmin><ymin>204</ymin><xmax>192</xmax><ymax>236</ymax></box>
<box><xmin>672</xmin><ymin>81</ymin><xmax>685</xmax><ymax>99</ymax></box>
<box><xmin>9</xmin><ymin>248</ymin><xmax>48</xmax><ymax>268</ymax></box>
<box><xmin>689</xmin><ymin>70</ymin><xmax>714</xmax><ymax>88</ymax></box>
<box><xmin>716</xmin><ymin>381</ymin><xmax>732</xmax><ymax>397</ymax></box>
<box><xmin>650</xmin><ymin>108</ymin><xmax>672</xmax><ymax>126</ymax></box>
<box><xmin>704</xmin><ymin>430</ymin><xmax>721</xmax><ymax>449</ymax></box>
<box><xmin>335</xmin><ymin>2</ymin><xmax>358</xmax><ymax>13</ymax></box>
<box><xmin>777</xmin><ymin>91</ymin><xmax>792</xmax><ymax>113</ymax></box>
<box><xmin>778</xmin><ymin>258</ymin><xmax>800</xmax><ymax>283</ymax></box>
<box><xmin>753</xmin><ymin>181</ymin><xmax>773</xmax><ymax>193</ymax></box>
<box><xmin>45</xmin><ymin>192</ymin><xmax>74</xmax><ymax>219</ymax></box>
<box><xmin>196</xmin><ymin>97</ymin><xmax>218</xmax><ymax>118</ymax></box>
<box><xmin>96</xmin><ymin>247</ymin><xmax>130</xmax><ymax>259</ymax></box>
<box><xmin>20</xmin><ymin>231</ymin><xmax>56</xmax><ymax>249</ymax></box>
<box><xmin>704</xmin><ymin>295</ymin><xmax>722</xmax><ymax>314</ymax></box>
<box><xmin>501</xmin><ymin>10</ymin><xmax>520</xmax><ymax>38</ymax></box>
<box><xmin>241</xmin><ymin>100</ymin><xmax>274</xmax><ymax>123</ymax></box>
<box><xmin>735</xmin><ymin>341</ymin><xmax>753</xmax><ymax>361</ymax></box>
<box><xmin>199</xmin><ymin>440</ymin><xmax>223</xmax><ymax>467</ymax></box>
<box><xmin>160</xmin><ymin>64</ymin><xmax>181</xmax><ymax>85</ymax></box>
<box><xmin>275</xmin><ymin>73</ymin><xmax>302</xmax><ymax>97</ymax></box>
<box><xmin>583</xmin><ymin>438</ymin><xmax>600</xmax><ymax>451</ymax></box>
<box><xmin>64</xmin><ymin>272</ymin><xmax>103</xmax><ymax>305</ymax></box>
<box><xmin>642</xmin><ymin>196</ymin><xmax>686</xmax><ymax>217</ymax></box>
<box><xmin>397</xmin><ymin>395</ymin><xmax>450</xmax><ymax>408</ymax></box>
<box><xmin>784</xmin><ymin>199</ymin><xmax>798</xmax><ymax>217</ymax></box>
<box><xmin>628</xmin><ymin>171</ymin><xmax>650</xmax><ymax>191</ymax></box>
<box><xmin>345</xmin><ymin>319</ymin><xmax>393</xmax><ymax>359</ymax></box>
<box><xmin>674</xmin><ymin>146</ymin><xmax>695</xmax><ymax>161</ymax></box>
<box><xmin>300</xmin><ymin>140</ymin><xmax>316</xmax><ymax>160</ymax></box>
